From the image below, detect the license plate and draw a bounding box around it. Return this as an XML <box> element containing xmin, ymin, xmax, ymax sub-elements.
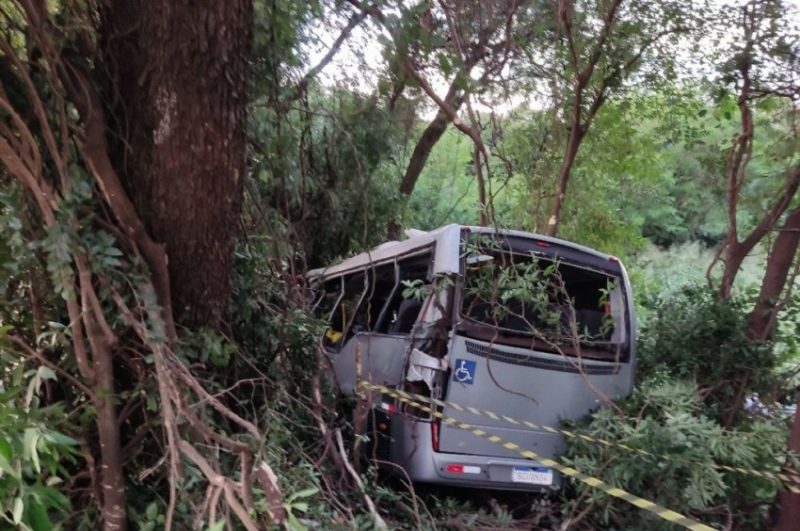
<box><xmin>511</xmin><ymin>466</ymin><xmax>553</xmax><ymax>485</ymax></box>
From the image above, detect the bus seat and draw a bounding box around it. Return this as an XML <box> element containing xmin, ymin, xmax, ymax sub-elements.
<box><xmin>390</xmin><ymin>299</ymin><xmax>423</xmax><ymax>334</ymax></box>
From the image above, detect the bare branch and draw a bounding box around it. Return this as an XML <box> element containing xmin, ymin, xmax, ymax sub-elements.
<box><xmin>290</xmin><ymin>9</ymin><xmax>368</xmax><ymax>100</ymax></box>
<box><xmin>6</xmin><ymin>334</ymin><xmax>96</xmax><ymax>399</ymax></box>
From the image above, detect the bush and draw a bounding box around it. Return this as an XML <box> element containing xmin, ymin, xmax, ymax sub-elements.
<box><xmin>560</xmin><ymin>378</ymin><xmax>788</xmax><ymax>530</ymax></box>
<box><xmin>0</xmin><ymin>361</ymin><xmax>79</xmax><ymax>531</ymax></box>
<box><xmin>638</xmin><ymin>286</ymin><xmax>780</xmax><ymax>424</ymax></box>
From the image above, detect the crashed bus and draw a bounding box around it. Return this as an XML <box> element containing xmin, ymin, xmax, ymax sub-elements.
<box><xmin>308</xmin><ymin>225</ymin><xmax>636</xmax><ymax>491</ymax></box>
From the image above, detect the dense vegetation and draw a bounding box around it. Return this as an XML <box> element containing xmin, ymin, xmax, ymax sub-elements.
<box><xmin>0</xmin><ymin>0</ymin><xmax>799</xmax><ymax>529</ymax></box>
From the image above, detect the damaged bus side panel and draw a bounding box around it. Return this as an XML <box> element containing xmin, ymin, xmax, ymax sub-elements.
<box><xmin>309</xmin><ymin>225</ymin><xmax>636</xmax><ymax>492</ymax></box>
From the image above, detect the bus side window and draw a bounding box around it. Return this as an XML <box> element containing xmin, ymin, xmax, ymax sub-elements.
<box><xmin>352</xmin><ymin>263</ymin><xmax>395</xmax><ymax>332</ymax></box>
<box><xmin>314</xmin><ymin>278</ymin><xmax>342</xmax><ymax>318</ymax></box>
<box><xmin>325</xmin><ymin>271</ymin><xmax>367</xmax><ymax>350</ymax></box>
<box><xmin>376</xmin><ymin>254</ymin><xmax>431</xmax><ymax>335</ymax></box>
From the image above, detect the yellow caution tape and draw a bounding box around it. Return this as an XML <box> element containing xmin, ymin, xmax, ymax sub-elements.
<box><xmin>359</xmin><ymin>381</ymin><xmax>714</xmax><ymax>531</ymax></box>
<box><xmin>365</xmin><ymin>382</ymin><xmax>800</xmax><ymax>493</ymax></box>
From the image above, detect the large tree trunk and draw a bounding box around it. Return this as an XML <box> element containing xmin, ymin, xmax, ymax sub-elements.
<box><xmin>98</xmin><ymin>0</ymin><xmax>252</xmax><ymax>329</ymax></box>
<box><xmin>747</xmin><ymin>207</ymin><xmax>800</xmax><ymax>340</ymax></box>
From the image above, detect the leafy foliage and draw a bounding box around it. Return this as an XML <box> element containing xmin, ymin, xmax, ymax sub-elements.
<box><xmin>0</xmin><ymin>357</ymin><xmax>78</xmax><ymax>531</ymax></box>
<box><xmin>638</xmin><ymin>286</ymin><xmax>782</xmax><ymax>423</ymax></box>
<box><xmin>1</xmin><ymin>0</ymin><xmax>799</xmax><ymax>529</ymax></box>
<box><xmin>561</xmin><ymin>379</ymin><xmax>789</xmax><ymax>530</ymax></box>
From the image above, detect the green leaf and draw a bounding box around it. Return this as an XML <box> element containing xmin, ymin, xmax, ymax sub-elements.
<box><xmin>145</xmin><ymin>502</ymin><xmax>158</xmax><ymax>520</ymax></box>
<box><xmin>37</xmin><ymin>366</ymin><xmax>56</xmax><ymax>382</ymax></box>
<box><xmin>41</xmin><ymin>431</ymin><xmax>78</xmax><ymax>446</ymax></box>
<box><xmin>207</xmin><ymin>519</ymin><xmax>225</xmax><ymax>531</ymax></box>
<box><xmin>0</xmin><ymin>437</ymin><xmax>13</xmax><ymax>462</ymax></box>
<box><xmin>25</xmin><ymin>497</ymin><xmax>51</xmax><ymax>531</ymax></box>
<box><xmin>292</xmin><ymin>502</ymin><xmax>309</xmax><ymax>513</ymax></box>
<box><xmin>287</xmin><ymin>512</ymin><xmax>306</xmax><ymax>531</ymax></box>
<box><xmin>23</xmin><ymin>428</ymin><xmax>41</xmax><ymax>473</ymax></box>
<box><xmin>287</xmin><ymin>487</ymin><xmax>319</xmax><ymax>502</ymax></box>
<box><xmin>13</xmin><ymin>497</ymin><xmax>24</xmax><ymax>525</ymax></box>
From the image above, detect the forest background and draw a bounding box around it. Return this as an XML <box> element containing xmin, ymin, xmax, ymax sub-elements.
<box><xmin>0</xmin><ymin>0</ymin><xmax>799</xmax><ymax>530</ymax></box>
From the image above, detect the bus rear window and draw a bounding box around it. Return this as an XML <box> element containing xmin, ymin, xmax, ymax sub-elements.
<box><xmin>460</xmin><ymin>251</ymin><xmax>627</xmax><ymax>353</ymax></box>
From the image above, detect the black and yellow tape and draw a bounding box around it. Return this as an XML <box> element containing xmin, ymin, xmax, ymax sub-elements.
<box><xmin>365</xmin><ymin>382</ymin><xmax>800</xmax><ymax>493</ymax></box>
<box><xmin>359</xmin><ymin>381</ymin><xmax>714</xmax><ymax>531</ymax></box>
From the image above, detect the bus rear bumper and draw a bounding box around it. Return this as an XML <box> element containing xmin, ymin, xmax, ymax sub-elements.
<box><xmin>390</xmin><ymin>419</ymin><xmax>562</xmax><ymax>492</ymax></box>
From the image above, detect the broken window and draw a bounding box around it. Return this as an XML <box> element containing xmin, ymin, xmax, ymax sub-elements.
<box><xmin>460</xmin><ymin>249</ymin><xmax>628</xmax><ymax>359</ymax></box>
<box><xmin>313</xmin><ymin>277</ymin><xmax>343</xmax><ymax>320</ymax></box>
<box><xmin>352</xmin><ymin>262</ymin><xmax>396</xmax><ymax>333</ymax></box>
<box><xmin>376</xmin><ymin>253</ymin><xmax>432</xmax><ymax>335</ymax></box>
<box><xmin>322</xmin><ymin>271</ymin><xmax>367</xmax><ymax>350</ymax></box>
<box><xmin>316</xmin><ymin>251</ymin><xmax>434</xmax><ymax>348</ymax></box>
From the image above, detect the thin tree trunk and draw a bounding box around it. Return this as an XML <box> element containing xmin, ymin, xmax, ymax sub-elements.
<box><xmin>718</xmin><ymin>243</ymin><xmax>749</xmax><ymax>300</ymax></box>
<box><xmin>474</xmin><ymin>142</ymin><xmax>488</xmax><ymax>226</ymax></box>
<box><xmin>98</xmin><ymin>0</ymin><xmax>252</xmax><ymax>329</ymax></box>
<box><xmin>716</xmin><ymin>166</ymin><xmax>800</xmax><ymax>300</ymax></box>
<box><xmin>747</xmin><ymin>207</ymin><xmax>800</xmax><ymax>340</ymax></box>
<box><xmin>388</xmin><ymin>82</ymin><xmax>466</xmax><ymax>239</ymax></box>
<box><xmin>546</xmin><ymin>123</ymin><xmax>584</xmax><ymax>237</ymax></box>
<box><xmin>398</xmin><ymin>82</ymin><xmax>466</xmax><ymax>197</ymax></box>
<box><xmin>93</xmin><ymin>342</ymin><xmax>126</xmax><ymax>530</ymax></box>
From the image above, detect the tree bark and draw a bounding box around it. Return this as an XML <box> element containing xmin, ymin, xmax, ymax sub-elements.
<box><xmin>398</xmin><ymin>84</ymin><xmax>466</xmax><ymax>197</ymax></box>
<box><xmin>546</xmin><ymin>118</ymin><xmax>584</xmax><ymax>237</ymax></box>
<box><xmin>718</xmin><ymin>242</ymin><xmax>749</xmax><ymax>300</ymax></box>
<box><xmin>747</xmin><ymin>207</ymin><xmax>800</xmax><ymax>341</ymax></box>
<box><xmin>98</xmin><ymin>0</ymin><xmax>252</xmax><ymax>329</ymax></box>
<box><xmin>716</xmin><ymin>165</ymin><xmax>800</xmax><ymax>300</ymax></box>
<box><xmin>474</xmin><ymin>142</ymin><xmax>488</xmax><ymax>226</ymax></box>
<box><xmin>388</xmin><ymin>81</ymin><xmax>466</xmax><ymax>239</ymax></box>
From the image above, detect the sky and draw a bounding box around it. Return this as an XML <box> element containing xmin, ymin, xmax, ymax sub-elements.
<box><xmin>302</xmin><ymin>0</ymin><xmax>800</xmax><ymax>117</ymax></box>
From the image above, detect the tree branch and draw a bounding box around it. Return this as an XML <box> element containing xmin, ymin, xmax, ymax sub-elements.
<box><xmin>290</xmin><ymin>9</ymin><xmax>367</xmax><ymax>100</ymax></box>
<box><xmin>6</xmin><ymin>334</ymin><xmax>96</xmax><ymax>399</ymax></box>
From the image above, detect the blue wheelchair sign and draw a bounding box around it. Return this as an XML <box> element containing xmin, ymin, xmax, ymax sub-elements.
<box><xmin>453</xmin><ymin>359</ymin><xmax>477</xmax><ymax>384</ymax></box>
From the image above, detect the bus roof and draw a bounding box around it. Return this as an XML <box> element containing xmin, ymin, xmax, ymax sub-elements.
<box><xmin>306</xmin><ymin>224</ymin><xmax>617</xmax><ymax>280</ymax></box>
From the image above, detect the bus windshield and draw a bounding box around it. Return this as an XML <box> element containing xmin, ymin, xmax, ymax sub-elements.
<box><xmin>459</xmin><ymin>249</ymin><xmax>627</xmax><ymax>359</ymax></box>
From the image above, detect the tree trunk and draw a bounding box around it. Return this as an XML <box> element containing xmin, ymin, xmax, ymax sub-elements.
<box><xmin>398</xmin><ymin>86</ymin><xmax>466</xmax><ymax>197</ymax></box>
<box><xmin>546</xmin><ymin>123</ymin><xmax>584</xmax><ymax>237</ymax></box>
<box><xmin>98</xmin><ymin>0</ymin><xmax>252</xmax><ymax>329</ymax></box>
<box><xmin>92</xmin><ymin>338</ymin><xmax>127</xmax><ymax>531</ymax></box>
<box><xmin>775</xmin><ymin>395</ymin><xmax>800</xmax><ymax>531</ymax></box>
<box><xmin>747</xmin><ymin>207</ymin><xmax>800</xmax><ymax>340</ymax></box>
<box><xmin>474</xmin><ymin>142</ymin><xmax>488</xmax><ymax>226</ymax></box>
<box><xmin>718</xmin><ymin>242</ymin><xmax>749</xmax><ymax>300</ymax></box>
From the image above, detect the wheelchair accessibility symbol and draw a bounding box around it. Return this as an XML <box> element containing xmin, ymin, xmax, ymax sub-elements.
<box><xmin>453</xmin><ymin>359</ymin><xmax>477</xmax><ymax>384</ymax></box>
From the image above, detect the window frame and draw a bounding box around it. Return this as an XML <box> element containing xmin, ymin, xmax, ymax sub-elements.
<box><xmin>314</xmin><ymin>246</ymin><xmax>436</xmax><ymax>342</ymax></box>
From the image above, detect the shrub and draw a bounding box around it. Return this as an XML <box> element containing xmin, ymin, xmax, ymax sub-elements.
<box><xmin>560</xmin><ymin>378</ymin><xmax>789</xmax><ymax>530</ymax></box>
<box><xmin>638</xmin><ymin>286</ymin><xmax>780</xmax><ymax>425</ymax></box>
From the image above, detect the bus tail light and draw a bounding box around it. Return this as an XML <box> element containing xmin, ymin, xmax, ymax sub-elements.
<box><xmin>445</xmin><ymin>464</ymin><xmax>481</xmax><ymax>474</ymax></box>
<box><xmin>431</xmin><ymin>420</ymin><xmax>440</xmax><ymax>452</ymax></box>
